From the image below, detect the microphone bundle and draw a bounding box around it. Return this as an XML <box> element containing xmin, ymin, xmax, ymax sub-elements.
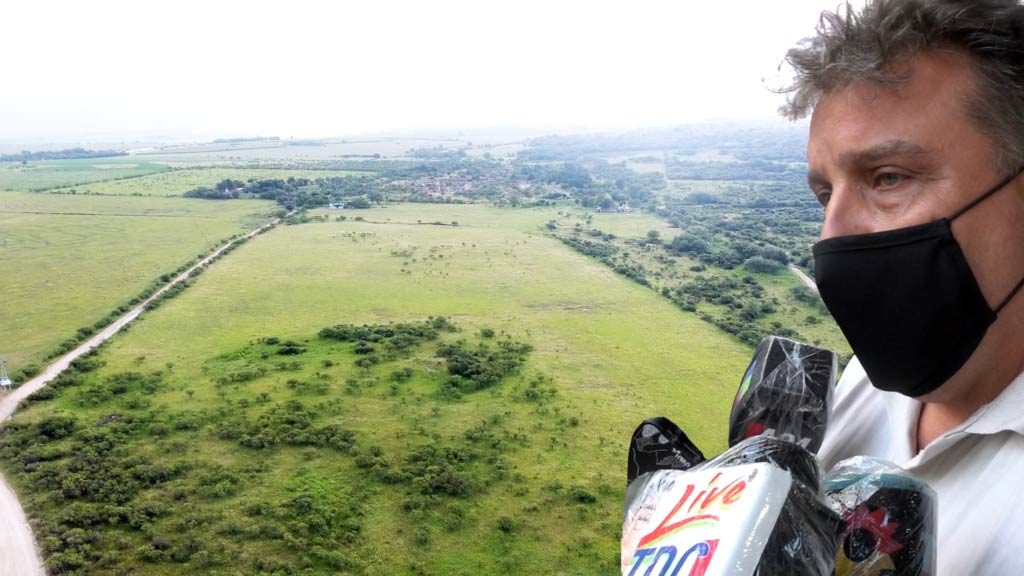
<box><xmin>622</xmin><ymin>336</ymin><xmax>937</xmax><ymax>576</ymax></box>
<box><xmin>825</xmin><ymin>457</ymin><xmax>937</xmax><ymax>576</ymax></box>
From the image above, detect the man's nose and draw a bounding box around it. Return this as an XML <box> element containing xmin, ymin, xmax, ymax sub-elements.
<box><xmin>819</xmin><ymin>183</ymin><xmax>864</xmax><ymax>241</ymax></box>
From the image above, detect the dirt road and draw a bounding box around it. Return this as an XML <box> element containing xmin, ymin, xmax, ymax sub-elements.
<box><xmin>788</xmin><ymin>263</ymin><xmax>818</xmax><ymax>292</ymax></box>
<box><xmin>0</xmin><ymin>474</ymin><xmax>42</xmax><ymax>576</ymax></box>
<box><xmin>0</xmin><ymin>213</ymin><xmax>286</xmax><ymax>576</ymax></box>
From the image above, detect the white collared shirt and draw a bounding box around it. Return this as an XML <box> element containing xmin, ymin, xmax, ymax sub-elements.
<box><xmin>818</xmin><ymin>357</ymin><xmax>1024</xmax><ymax>576</ymax></box>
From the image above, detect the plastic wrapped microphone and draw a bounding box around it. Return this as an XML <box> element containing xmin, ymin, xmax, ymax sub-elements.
<box><xmin>729</xmin><ymin>336</ymin><xmax>838</xmax><ymax>454</ymax></box>
<box><xmin>623</xmin><ymin>434</ymin><xmax>842</xmax><ymax>576</ymax></box>
<box><xmin>627</xmin><ymin>417</ymin><xmax>707</xmax><ymax>486</ymax></box>
<box><xmin>826</xmin><ymin>457</ymin><xmax>937</xmax><ymax>576</ymax></box>
<box><xmin>623</xmin><ymin>337</ymin><xmax>847</xmax><ymax>575</ymax></box>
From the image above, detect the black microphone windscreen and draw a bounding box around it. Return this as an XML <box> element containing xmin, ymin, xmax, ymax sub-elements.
<box><xmin>729</xmin><ymin>336</ymin><xmax>838</xmax><ymax>454</ymax></box>
<box><xmin>627</xmin><ymin>416</ymin><xmax>706</xmax><ymax>487</ymax></box>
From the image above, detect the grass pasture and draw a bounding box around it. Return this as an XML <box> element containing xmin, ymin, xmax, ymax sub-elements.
<box><xmin>582</xmin><ymin>210</ymin><xmax>678</xmax><ymax>240</ymax></box>
<box><xmin>0</xmin><ymin>158</ymin><xmax>168</xmax><ymax>192</ymax></box>
<box><xmin>1</xmin><ymin>204</ymin><xmax>755</xmax><ymax>575</ymax></box>
<box><xmin>0</xmin><ymin>191</ymin><xmax>276</xmax><ymax>369</ymax></box>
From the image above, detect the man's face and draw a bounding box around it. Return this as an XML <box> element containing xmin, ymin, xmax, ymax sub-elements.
<box><xmin>806</xmin><ymin>49</ymin><xmax>1020</xmax><ymax>311</ymax></box>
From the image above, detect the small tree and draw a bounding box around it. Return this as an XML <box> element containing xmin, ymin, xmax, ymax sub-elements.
<box><xmin>744</xmin><ymin>256</ymin><xmax>782</xmax><ymax>274</ymax></box>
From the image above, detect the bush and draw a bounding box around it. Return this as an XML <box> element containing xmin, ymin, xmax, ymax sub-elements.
<box><xmin>277</xmin><ymin>343</ymin><xmax>306</xmax><ymax>356</ymax></box>
<box><xmin>669</xmin><ymin>234</ymin><xmax>710</xmax><ymax>255</ymax></box>
<box><xmin>13</xmin><ymin>363</ymin><xmax>41</xmax><ymax>383</ymax></box>
<box><xmin>569</xmin><ymin>486</ymin><xmax>597</xmax><ymax>504</ymax></box>
<box><xmin>318</xmin><ymin>318</ymin><xmax>455</xmax><ymax>353</ymax></box>
<box><xmin>497</xmin><ymin>516</ymin><xmax>516</xmax><ymax>533</ymax></box>
<box><xmin>38</xmin><ymin>415</ymin><xmax>77</xmax><ymax>440</ymax></box>
<box><xmin>437</xmin><ymin>339</ymin><xmax>533</xmax><ymax>394</ymax></box>
<box><xmin>389</xmin><ymin>367</ymin><xmax>414</xmax><ymax>383</ymax></box>
<box><xmin>744</xmin><ymin>256</ymin><xmax>783</xmax><ymax>274</ymax></box>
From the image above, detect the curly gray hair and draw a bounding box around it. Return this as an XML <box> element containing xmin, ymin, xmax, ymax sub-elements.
<box><xmin>781</xmin><ymin>0</ymin><xmax>1024</xmax><ymax>172</ymax></box>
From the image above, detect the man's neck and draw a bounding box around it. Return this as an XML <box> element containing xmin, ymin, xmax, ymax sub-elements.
<box><xmin>916</xmin><ymin>402</ymin><xmax>973</xmax><ymax>451</ymax></box>
<box><xmin>915</xmin><ymin>302</ymin><xmax>1024</xmax><ymax>452</ymax></box>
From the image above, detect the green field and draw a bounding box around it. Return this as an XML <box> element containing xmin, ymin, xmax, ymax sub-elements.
<box><xmin>0</xmin><ymin>203</ymin><xmax>754</xmax><ymax>575</ymax></box>
<box><xmin>63</xmin><ymin>168</ymin><xmax>374</xmax><ymax>197</ymax></box>
<box><xmin>0</xmin><ymin>158</ymin><xmax>169</xmax><ymax>192</ymax></box>
<box><xmin>541</xmin><ymin>206</ymin><xmax>850</xmax><ymax>359</ymax></box>
<box><xmin>0</xmin><ymin>191</ymin><xmax>276</xmax><ymax>369</ymax></box>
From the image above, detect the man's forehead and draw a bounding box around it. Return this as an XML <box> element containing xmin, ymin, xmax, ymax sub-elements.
<box><xmin>809</xmin><ymin>50</ymin><xmax>980</xmax><ymax>128</ymax></box>
<box><xmin>806</xmin><ymin>52</ymin><xmax>982</xmax><ymax>168</ymax></box>
<box><xmin>815</xmin><ymin>48</ymin><xmax>978</xmax><ymax>108</ymax></box>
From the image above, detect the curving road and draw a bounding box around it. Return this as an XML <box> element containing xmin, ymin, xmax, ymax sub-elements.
<box><xmin>0</xmin><ymin>213</ymin><xmax>287</xmax><ymax>576</ymax></box>
<box><xmin>788</xmin><ymin>263</ymin><xmax>818</xmax><ymax>292</ymax></box>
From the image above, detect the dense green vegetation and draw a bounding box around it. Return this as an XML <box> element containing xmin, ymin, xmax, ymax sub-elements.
<box><xmin>185</xmin><ymin>177</ymin><xmax>380</xmax><ymax>209</ymax></box>
<box><xmin>0</xmin><ymin>319</ymin><xmax>544</xmax><ymax>574</ymax></box>
<box><xmin>1</xmin><ymin>148</ymin><xmax>128</xmax><ymax>162</ymax></box>
<box><xmin>59</xmin><ymin>169</ymin><xmax>370</xmax><ymax>198</ymax></box>
<box><xmin>550</xmin><ymin>215</ymin><xmax>847</xmax><ymax>358</ymax></box>
<box><xmin>173</xmin><ymin>152</ymin><xmax>665</xmax><ymax>213</ymax></box>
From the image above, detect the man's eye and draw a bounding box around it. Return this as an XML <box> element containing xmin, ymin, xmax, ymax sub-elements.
<box><xmin>875</xmin><ymin>173</ymin><xmax>904</xmax><ymax>188</ymax></box>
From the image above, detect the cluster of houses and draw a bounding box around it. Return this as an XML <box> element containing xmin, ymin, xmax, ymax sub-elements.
<box><xmin>595</xmin><ymin>202</ymin><xmax>633</xmax><ymax>213</ymax></box>
<box><xmin>325</xmin><ymin>174</ymin><xmax>570</xmax><ymax>205</ymax></box>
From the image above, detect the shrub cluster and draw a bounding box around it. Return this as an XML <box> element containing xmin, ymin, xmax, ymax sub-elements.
<box><xmin>318</xmin><ymin>316</ymin><xmax>455</xmax><ymax>349</ymax></box>
<box><xmin>437</xmin><ymin>339</ymin><xmax>533</xmax><ymax>396</ymax></box>
<box><xmin>216</xmin><ymin>400</ymin><xmax>356</xmax><ymax>451</ymax></box>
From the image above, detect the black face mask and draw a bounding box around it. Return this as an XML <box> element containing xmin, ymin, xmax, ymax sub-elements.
<box><xmin>812</xmin><ymin>171</ymin><xmax>1024</xmax><ymax>398</ymax></box>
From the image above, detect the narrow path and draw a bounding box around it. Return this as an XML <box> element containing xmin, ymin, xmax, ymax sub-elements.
<box><xmin>788</xmin><ymin>263</ymin><xmax>818</xmax><ymax>292</ymax></box>
<box><xmin>0</xmin><ymin>212</ymin><xmax>289</xmax><ymax>576</ymax></box>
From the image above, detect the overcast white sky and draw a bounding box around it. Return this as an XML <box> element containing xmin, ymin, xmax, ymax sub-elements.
<box><xmin>0</xmin><ymin>1</ymin><xmax>856</xmax><ymax>141</ymax></box>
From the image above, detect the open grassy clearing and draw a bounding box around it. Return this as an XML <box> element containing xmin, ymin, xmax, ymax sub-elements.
<box><xmin>120</xmin><ymin>203</ymin><xmax>751</xmax><ymax>450</ymax></box>
<box><xmin>1</xmin><ymin>203</ymin><xmax>754</xmax><ymax>575</ymax></box>
<box><xmin>577</xmin><ymin>209</ymin><xmax>677</xmax><ymax>240</ymax></box>
<box><xmin>463</xmin><ymin>142</ymin><xmax>525</xmax><ymax>159</ymax></box>
<box><xmin>0</xmin><ymin>158</ymin><xmax>169</xmax><ymax>192</ymax></box>
<box><xmin>543</xmin><ymin>207</ymin><xmax>851</xmax><ymax>360</ymax></box>
<box><xmin>0</xmin><ymin>191</ymin><xmax>276</xmax><ymax>370</ymax></box>
<box><xmin>61</xmin><ymin>168</ymin><xmax>374</xmax><ymax>197</ymax></box>
<box><xmin>623</xmin><ymin>161</ymin><xmax>665</xmax><ymax>175</ymax></box>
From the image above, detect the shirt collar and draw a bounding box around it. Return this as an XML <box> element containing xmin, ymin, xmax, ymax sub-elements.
<box><xmin>880</xmin><ymin>375</ymin><xmax>922</xmax><ymax>458</ymax></box>
<box><xmin>958</xmin><ymin>368</ymin><xmax>1024</xmax><ymax>436</ymax></box>
<box><xmin>875</xmin><ymin>362</ymin><xmax>1024</xmax><ymax>439</ymax></box>
<box><xmin>872</xmin><ymin>361</ymin><xmax>1024</xmax><ymax>462</ymax></box>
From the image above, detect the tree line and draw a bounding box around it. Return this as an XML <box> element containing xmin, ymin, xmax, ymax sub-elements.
<box><xmin>2</xmin><ymin>148</ymin><xmax>128</xmax><ymax>162</ymax></box>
